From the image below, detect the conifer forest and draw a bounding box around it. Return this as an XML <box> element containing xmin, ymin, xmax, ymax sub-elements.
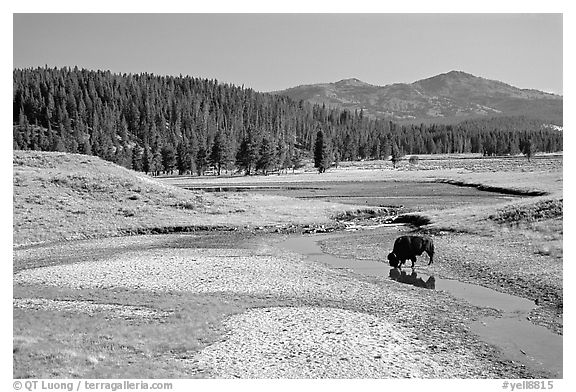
<box><xmin>13</xmin><ymin>67</ymin><xmax>563</xmax><ymax>175</ymax></box>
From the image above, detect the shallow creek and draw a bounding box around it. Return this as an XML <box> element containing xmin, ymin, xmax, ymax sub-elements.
<box><xmin>279</xmin><ymin>231</ymin><xmax>562</xmax><ymax>378</ymax></box>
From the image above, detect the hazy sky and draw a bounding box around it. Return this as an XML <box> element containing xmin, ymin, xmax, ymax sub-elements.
<box><xmin>13</xmin><ymin>13</ymin><xmax>563</xmax><ymax>94</ymax></box>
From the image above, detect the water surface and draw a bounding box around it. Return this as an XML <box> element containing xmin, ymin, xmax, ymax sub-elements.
<box><xmin>280</xmin><ymin>232</ymin><xmax>562</xmax><ymax>378</ymax></box>
<box><xmin>183</xmin><ymin>180</ymin><xmax>522</xmax><ymax>209</ymax></box>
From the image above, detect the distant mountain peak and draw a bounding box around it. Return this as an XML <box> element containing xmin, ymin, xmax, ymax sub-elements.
<box><xmin>334</xmin><ymin>78</ymin><xmax>371</xmax><ymax>87</ymax></box>
<box><xmin>271</xmin><ymin>71</ymin><xmax>562</xmax><ymax>125</ymax></box>
<box><xmin>445</xmin><ymin>70</ymin><xmax>475</xmax><ymax>77</ymax></box>
<box><xmin>418</xmin><ymin>70</ymin><xmax>478</xmax><ymax>83</ymax></box>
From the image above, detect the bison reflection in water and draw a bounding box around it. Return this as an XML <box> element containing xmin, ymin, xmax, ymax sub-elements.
<box><xmin>389</xmin><ymin>268</ymin><xmax>436</xmax><ymax>290</ymax></box>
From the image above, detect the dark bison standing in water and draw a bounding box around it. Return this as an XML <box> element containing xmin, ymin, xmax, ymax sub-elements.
<box><xmin>388</xmin><ymin>235</ymin><xmax>434</xmax><ymax>268</ymax></box>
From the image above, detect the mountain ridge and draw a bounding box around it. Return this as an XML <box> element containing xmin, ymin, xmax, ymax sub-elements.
<box><xmin>270</xmin><ymin>71</ymin><xmax>562</xmax><ymax>125</ymax></box>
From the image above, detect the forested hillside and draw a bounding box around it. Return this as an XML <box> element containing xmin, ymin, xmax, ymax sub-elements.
<box><xmin>13</xmin><ymin>67</ymin><xmax>562</xmax><ymax>175</ymax></box>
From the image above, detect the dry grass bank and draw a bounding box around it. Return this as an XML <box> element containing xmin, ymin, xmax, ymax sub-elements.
<box><xmin>12</xmin><ymin>151</ymin><xmax>358</xmax><ymax>246</ymax></box>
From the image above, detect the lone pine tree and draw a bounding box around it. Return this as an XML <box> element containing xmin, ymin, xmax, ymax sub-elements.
<box><xmin>314</xmin><ymin>130</ymin><xmax>331</xmax><ymax>173</ymax></box>
<box><xmin>390</xmin><ymin>142</ymin><xmax>404</xmax><ymax>168</ymax></box>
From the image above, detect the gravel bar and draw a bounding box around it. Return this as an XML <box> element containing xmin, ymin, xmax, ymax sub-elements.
<box><xmin>188</xmin><ymin>306</ymin><xmax>491</xmax><ymax>378</ymax></box>
<box><xmin>14</xmin><ymin>237</ymin><xmax>546</xmax><ymax>378</ymax></box>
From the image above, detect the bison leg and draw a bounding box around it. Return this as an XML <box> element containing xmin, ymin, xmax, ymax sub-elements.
<box><xmin>410</xmin><ymin>256</ymin><xmax>417</xmax><ymax>269</ymax></box>
<box><xmin>398</xmin><ymin>258</ymin><xmax>406</xmax><ymax>269</ymax></box>
<box><xmin>427</xmin><ymin>251</ymin><xmax>434</xmax><ymax>265</ymax></box>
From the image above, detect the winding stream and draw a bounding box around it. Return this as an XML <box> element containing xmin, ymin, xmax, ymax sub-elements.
<box><xmin>180</xmin><ymin>180</ymin><xmax>522</xmax><ymax>210</ymax></box>
<box><xmin>280</xmin><ymin>232</ymin><xmax>563</xmax><ymax>378</ymax></box>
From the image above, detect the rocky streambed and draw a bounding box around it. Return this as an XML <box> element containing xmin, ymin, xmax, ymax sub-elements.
<box><xmin>13</xmin><ymin>229</ymin><xmax>560</xmax><ymax>379</ymax></box>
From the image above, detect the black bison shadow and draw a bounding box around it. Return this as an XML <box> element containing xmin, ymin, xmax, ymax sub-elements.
<box><xmin>387</xmin><ymin>235</ymin><xmax>434</xmax><ymax>269</ymax></box>
<box><xmin>389</xmin><ymin>268</ymin><xmax>436</xmax><ymax>290</ymax></box>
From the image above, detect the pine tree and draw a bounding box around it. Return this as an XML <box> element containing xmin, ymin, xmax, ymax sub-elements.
<box><xmin>131</xmin><ymin>145</ymin><xmax>143</xmax><ymax>172</ymax></box>
<box><xmin>142</xmin><ymin>144</ymin><xmax>152</xmax><ymax>174</ymax></box>
<box><xmin>209</xmin><ymin>131</ymin><xmax>228</xmax><ymax>176</ymax></box>
<box><xmin>291</xmin><ymin>148</ymin><xmax>305</xmax><ymax>173</ymax></box>
<box><xmin>508</xmin><ymin>136</ymin><xmax>521</xmax><ymax>156</ymax></box>
<box><xmin>342</xmin><ymin>133</ymin><xmax>355</xmax><ymax>161</ymax></box>
<box><xmin>14</xmin><ymin>111</ymin><xmax>28</xmax><ymax>149</ymax></box>
<box><xmin>196</xmin><ymin>145</ymin><xmax>208</xmax><ymax>176</ymax></box>
<box><xmin>276</xmin><ymin>139</ymin><xmax>288</xmax><ymax>173</ymax></box>
<box><xmin>314</xmin><ymin>130</ymin><xmax>331</xmax><ymax>173</ymax></box>
<box><xmin>371</xmin><ymin>139</ymin><xmax>381</xmax><ymax>160</ymax></box>
<box><xmin>176</xmin><ymin>141</ymin><xmax>192</xmax><ymax>175</ymax></box>
<box><xmin>235</xmin><ymin>135</ymin><xmax>259</xmax><ymax>175</ymax></box>
<box><xmin>114</xmin><ymin>145</ymin><xmax>132</xmax><ymax>169</ymax></box>
<box><xmin>256</xmin><ymin>137</ymin><xmax>275</xmax><ymax>175</ymax></box>
<box><xmin>425</xmin><ymin>137</ymin><xmax>437</xmax><ymax>155</ymax></box>
<box><xmin>161</xmin><ymin>145</ymin><xmax>177</xmax><ymax>174</ymax></box>
<box><xmin>521</xmin><ymin>139</ymin><xmax>535</xmax><ymax>162</ymax></box>
<box><xmin>496</xmin><ymin>135</ymin><xmax>508</xmax><ymax>156</ymax></box>
<box><xmin>391</xmin><ymin>142</ymin><xmax>404</xmax><ymax>168</ymax></box>
<box><xmin>50</xmin><ymin>128</ymin><xmax>66</xmax><ymax>152</ymax></box>
<box><xmin>79</xmin><ymin>138</ymin><xmax>92</xmax><ymax>156</ymax></box>
<box><xmin>187</xmin><ymin>132</ymin><xmax>199</xmax><ymax>174</ymax></box>
<box><xmin>151</xmin><ymin>145</ymin><xmax>163</xmax><ymax>176</ymax></box>
<box><xmin>283</xmin><ymin>144</ymin><xmax>294</xmax><ymax>173</ymax></box>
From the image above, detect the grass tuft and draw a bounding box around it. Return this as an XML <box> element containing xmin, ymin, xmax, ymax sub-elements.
<box><xmin>172</xmin><ymin>201</ymin><xmax>197</xmax><ymax>210</ymax></box>
<box><xmin>392</xmin><ymin>214</ymin><xmax>432</xmax><ymax>227</ymax></box>
<box><xmin>333</xmin><ymin>208</ymin><xmax>396</xmax><ymax>221</ymax></box>
<box><xmin>489</xmin><ymin>199</ymin><xmax>563</xmax><ymax>224</ymax></box>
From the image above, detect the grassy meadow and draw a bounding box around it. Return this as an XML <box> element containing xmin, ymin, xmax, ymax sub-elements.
<box><xmin>12</xmin><ymin>150</ymin><xmax>563</xmax><ymax>378</ymax></box>
<box><xmin>13</xmin><ymin>150</ymin><xmax>562</xmax><ymax>256</ymax></box>
<box><xmin>13</xmin><ymin>151</ymin><xmax>360</xmax><ymax>246</ymax></box>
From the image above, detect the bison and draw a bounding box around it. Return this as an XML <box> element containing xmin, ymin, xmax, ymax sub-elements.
<box><xmin>388</xmin><ymin>235</ymin><xmax>434</xmax><ymax>269</ymax></box>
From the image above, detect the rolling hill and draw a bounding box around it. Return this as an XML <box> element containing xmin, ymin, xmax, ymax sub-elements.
<box><xmin>271</xmin><ymin>71</ymin><xmax>563</xmax><ymax>125</ymax></box>
<box><xmin>12</xmin><ymin>151</ymin><xmax>355</xmax><ymax>246</ymax></box>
